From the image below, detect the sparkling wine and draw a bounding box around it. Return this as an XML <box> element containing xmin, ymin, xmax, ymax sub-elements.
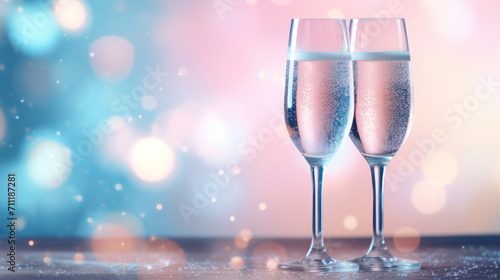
<box><xmin>350</xmin><ymin>51</ymin><xmax>413</xmax><ymax>157</ymax></box>
<box><xmin>285</xmin><ymin>52</ymin><xmax>353</xmax><ymax>163</ymax></box>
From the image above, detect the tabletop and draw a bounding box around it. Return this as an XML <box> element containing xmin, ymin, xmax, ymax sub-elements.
<box><xmin>1</xmin><ymin>236</ymin><xmax>499</xmax><ymax>279</ymax></box>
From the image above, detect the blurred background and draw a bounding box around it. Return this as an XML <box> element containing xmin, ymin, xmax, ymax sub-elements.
<box><xmin>0</xmin><ymin>0</ymin><xmax>499</xmax><ymax>242</ymax></box>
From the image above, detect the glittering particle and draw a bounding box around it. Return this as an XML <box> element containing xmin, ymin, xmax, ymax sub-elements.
<box><xmin>76</xmin><ymin>195</ymin><xmax>82</xmax><ymax>201</ymax></box>
<box><xmin>259</xmin><ymin>203</ymin><xmax>267</xmax><ymax>211</ymax></box>
<box><xmin>15</xmin><ymin>115</ymin><xmax>19</xmax><ymax>119</ymax></box>
<box><xmin>17</xmin><ymin>6</ymin><xmax>23</xmax><ymax>12</ymax></box>
<box><xmin>87</xmin><ymin>217</ymin><xmax>93</xmax><ymax>223</ymax></box>
<box><xmin>0</xmin><ymin>64</ymin><xmax>5</xmax><ymax>71</ymax></box>
<box><xmin>138</xmin><ymin>114</ymin><xmax>142</xmax><ymax>118</ymax></box>
<box><xmin>29</xmin><ymin>240</ymin><xmax>34</xmax><ymax>246</ymax></box>
<box><xmin>156</xmin><ymin>204</ymin><xmax>163</xmax><ymax>210</ymax></box>
<box><xmin>56</xmin><ymin>80</ymin><xmax>60</xmax><ymax>84</ymax></box>
<box><xmin>43</xmin><ymin>256</ymin><xmax>51</xmax><ymax>264</ymax></box>
<box><xmin>56</xmin><ymin>131</ymin><xmax>60</xmax><ymax>136</ymax></box>
<box><xmin>218</xmin><ymin>169</ymin><xmax>224</xmax><ymax>175</ymax></box>
<box><xmin>229</xmin><ymin>216</ymin><xmax>235</xmax><ymax>222</ymax></box>
<box><xmin>121</xmin><ymin>212</ymin><xmax>126</xmax><ymax>216</ymax></box>
<box><xmin>343</xmin><ymin>215</ymin><xmax>358</xmax><ymax>230</ymax></box>
<box><xmin>89</xmin><ymin>52</ymin><xmax>94</xmax><ymax>57</ymax></box>
<box><xmin>140</xmin><ymin>213</ymin><xmax>145</xmax><ymax>218</ymax></box>
<box><xmin>211</xmin><ymin>197</ymin><xmax>216</xmax><ymax>202</ymax></box>
<box><xmin>73</xmin><ymin>253</ymin><xmax>85</xmax><ymax>264</ymax></box>
<box><xmin>20</xmin><ymin>99</ymin><xmax>24</xmax><ymax>103</ymax></box>
<box><xmin>115</xmin><ymin>183</ymin><xmax>122</xmax><ymax>190</ymax></box>
<box><xmin>121</xmin><ymin>242</ymin><xmax>125</xmax><ymax>246</ymax></box>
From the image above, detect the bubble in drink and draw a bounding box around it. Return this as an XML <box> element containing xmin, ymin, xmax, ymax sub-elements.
<box><xmin>285</xmin><ymin>52</ymin><xmax>354</xmax><ymax>164</ymax></box>
<box><xmin>349</xmin><ymin>51</ymin><xmax>413</xmax><ymax>157</ymax></box>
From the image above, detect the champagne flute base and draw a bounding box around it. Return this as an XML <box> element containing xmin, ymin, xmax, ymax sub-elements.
<box><xmin>279</xmin><ymin>254</ymin><xmax>358</xmax><ymax>272</ymax></box>
<box><xmin>349</xmin><ymin>256</ymin><xmax>420</xmax><ymax>271</ymax></box>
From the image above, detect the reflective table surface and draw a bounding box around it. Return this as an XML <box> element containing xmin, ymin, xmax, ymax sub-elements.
<box><xmin>1</xmin><ymin>236</ymin><xmax>499</xmax><ymax>279</ymax></box>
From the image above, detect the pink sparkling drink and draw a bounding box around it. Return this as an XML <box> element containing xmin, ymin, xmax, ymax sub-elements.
<box><xmin>349</xmin><ymin>51</ymin><xmax>413</xmax><ymax>158</ymax></box>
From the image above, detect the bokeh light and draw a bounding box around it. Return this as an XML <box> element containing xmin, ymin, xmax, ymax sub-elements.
<box><xmin>17</xmin><ymin>217</ymin><xmax>26</xmax><ymax>231</ymax></box>
<box><xmin>230</xmin><ymin>256</ymin><xmax>245</xmax><ymax>270</ymax></box>
<box><xmin>423</xmin><ymin>0</ymin><xmax>475</xmax><ymax>42</ymax></box>
<box><xmin>73</xmin><ymin>253</ymin><xmax>85</xmax><ymax>264</ymax></box>
<box><xmin>327</xmin><ymin>9</ymin><xmax>344</xmax><ymax>18</ymax></box>
<box><xmin>251</xmin><ymin>242</ymin><xmax>287</xmax><ymax>269</ymax></box>
<box><xmin>27</xmin><ymin>140</ymin><xmax>72</xmax><ymax>189</ymax></box>
<box><xmin>141</xmin><ymin>95</ymin><xmax>157</xmax><ymax>111</ymax></box>
<box><xmin>89</xmin><ymin>35</ymin><xmax>134</xmax><ymax>81</ymax></box>
<box><xmin>6</xmin><ymin>4</ymin><xmax>61</xmax><ymax>56</ymax></box>
<box><xmin>343</xmin><ymin>215</ymin><xmax>358</xmax><ymax>231</ymax></box>
<box><xmin>234</xmin><ymin>229</ymin><xmax>253</xmax><ymax>249</ymax></box>
<box><xmin>177</xmin><ymin>67</ymin><xmax>187</xmax><ymax>76</ymax></box>
<box><xmin>138</xmin><ymin>238</ymin><xmax>186</xmax><ymax>267</ymax></box>
<box><xmin>394</xmin><ymin>226</ymin><xmax>421</xmax><ymax>253</ymax></box>
<box><xmin>411</xmin><ymin>180</ymin><xmax>447</xmax><ymax>214</ymax></box>
<box><xmin>90</xmin><ymin>213</ymin><xmax>144</xmax><ymax>263</ymax></box>
<box><xmin>422</xmin><ymin>150</ymin><xmax>459</xmax><ymax>187</ymax></box>
<box><xmin>54</xmin><ymin>0</ymin><xmax>88</xmax><ymax>30</ymax></box>
<box><xmin>258</xmin><ymin>203</ymin><xmax>267</xmax><ymax>211</ymax></box>
<box><xmin>151</xmin><ymin>102</ymin><xmax>237</xmax><ymax>166</ymax></box>
<box><xmin>129</xmin><ymin>137</ymin><xmax>175</xmax><ymax>182</ymax></box>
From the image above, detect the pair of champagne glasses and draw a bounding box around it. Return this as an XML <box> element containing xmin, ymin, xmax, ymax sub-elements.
<box><xmin>281</xmin><ymin>18</ymin><xmax>419</xmax><ymax>272</ymax></box>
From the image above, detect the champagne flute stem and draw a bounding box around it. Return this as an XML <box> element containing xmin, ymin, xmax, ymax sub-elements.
<box><xmin>309</xmin><ymin>165</ymin><xmax>326</xmax><ymax>255</ymax></box>
<box><xmin>370</xmin><ymin>163</ymin><xmax>386</xmax><ymax>250</ymax></box>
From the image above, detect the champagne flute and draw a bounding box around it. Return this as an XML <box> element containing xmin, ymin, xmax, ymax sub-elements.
<box><xmin>348</xmin><ymin>18</ymin><xmax>420</xmax><ymax>271</ymax></box>
<box><xmin>280</xmin><ymin>18</ymin><xmax>358</xmax><ymax>272</ymax></box>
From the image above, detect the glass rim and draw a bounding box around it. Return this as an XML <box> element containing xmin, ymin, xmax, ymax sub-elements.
<box><xmin>350</xmin><ymin>18</ymin><xmax>405</xmax><ymax>21</ymax></box>
<box><xmin>291</xmin><ymin>18</ymin><xmax>347</xmax><ymax>21</ymax></box>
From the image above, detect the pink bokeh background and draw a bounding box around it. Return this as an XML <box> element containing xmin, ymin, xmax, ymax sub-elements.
<box><xmin>1</xmin><ymin>0</ymin><xmax>499</xmax><ymax>242</ymax></box>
